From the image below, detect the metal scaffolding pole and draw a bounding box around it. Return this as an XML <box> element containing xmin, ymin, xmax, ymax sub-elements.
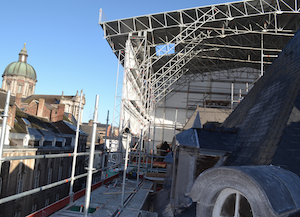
<box><xmin>162</xmin><ymin>96</ymin><xmax>166</xmax><ymax>144</ymax></box>
<box><xmin>186</xmin><ymin>83</ymin><xmax>190</xmax><ymax>123</ymax></box>
<box><xmin>231</xmin><ymin>83</ymin><xmax>234</xmax><ymax>110</ymax></box>
<box><xmin>121</xmin><ymin>132</ymin><xmax>130</xmax><ymax>207</ymax></box>
<box><xmin>112</xmin><ymin>51</ymin><xmax>123</xmax><ymax>135</ymax></box>
<box><xmin>69</xmin><ymin>90</ymin><xmax>83</xmax><ymax>201</ymax></box>
<box><xmin>2</xmin><ymin>151</ymin><xmax>102</xmax><ymax>162</ymax></box>
<box><xmin>84</xmin><ymin>95</ymin><xmax>99</xmax><ymax>217</ymax></box>
<box><xmin>136</xmin><ymin>128</ymin><xmax>143</xmax><ymax>188</ymax></box>
<box><xmin>151</xmin><ymin>110</ymin><xmax>156</xmax><ymax>169</ymax></box>
<box><xmin>102</xmin><ymin>110</ymin><xmax>109</xmax><ymax>179</ymax></box>
<box><xmin>108</xmin><ymin>122</ymin><xmax>113</xmax><ymax>165</ymax></box>
<box><xmin>261</xmin><ymin>33</ymin><xmax>264</xmax><ymax>77</ymax></box>
<box><xmin>0</xmin><ymin>162</ymin><xmax>120</xmax><ymax>205</ymax></box>
<box><xmin>174</xmin><ymin>109</ymin><xmax>178</xmax><ymax>135</ymax></box>
<box><xmin>0</xmin><ymin>90</ymin><xmax>10</xmax><ymax>175</ymax></box>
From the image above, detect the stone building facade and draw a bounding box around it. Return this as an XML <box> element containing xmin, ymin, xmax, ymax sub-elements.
<box><xmin>0</xmin><ymin>93</ymin><xmax>87</xmax><ymax>217</ymax></box>
<box><xmin>0</xmin><ymin>45</ymin><xmax>88</xmax><ymax>216</ymax></box>
<box><xmin>1</xmin><ymin>45</ymin><xmax>85</xmax><ymax>124</ymax></box>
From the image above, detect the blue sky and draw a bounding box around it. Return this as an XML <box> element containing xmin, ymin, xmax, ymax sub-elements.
<box><xmin>0</xmin><ymin>0</ymin><xmax>228</xmax><ymax>124</ymax></box>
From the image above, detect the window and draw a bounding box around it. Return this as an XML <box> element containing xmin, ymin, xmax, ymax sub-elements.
<box><xmin>14</xmin><ymin>211</ymin><xmax>21</xmax><ymax>217</ymax></box>
<box><xmin>47</xmin><ymin>167</ymin><xmax>52</xmax><ymax>184</ymax></box>
<box><xmin>31</xmin><ymin>199</ymin><xmax>38</xmax><ymax>213</ymax></box>
<box><xmin>69</xmin><ymin>164</ymin><xmax>72</xmax><ymax>178</ymax></box>
<box><xmin>17</xmin><ymin>85</ymin><xmax>22</xmax><ymax>94</ymax></box>
<box><xmin>55</xmin><ymin>193</ymin><xmax>60</xmax><ymax>201</ymax></box>
<box><xmin>58</xmin><ymin>164</ymin><xmax>63</xmax><ymax>181</ymax></box>
<box><xmin>16</xmin><ymin>172</ymin><xmax>24</xmax><ymax>194</ymax></box>
<box><xmin>6</xmin><ymin>82</ymin><xmax>11</xmax><ymax>91</ymax></box>
<box><xmin>213</xmin><ymin>188</ymin><xmax>253</xmax><ymax>217</ymax></box>
<box><xmin>31</xmin><ymin>203</ymin><xmax>37</xmax><ymax>213</ymax></box>
<box><xmin>45</xmin><ymin>197</ymin><xmax>50</xmax><ymax>207</ymax></box>
<box><xmin>28</xmin><ymin>86</ymin><xmax>33</xmax><ymax>96</ymax></box>
<box><xmin>33</xmin><ymin>169</ymin><xmax>40</xmax><ymax>188</ymax></box>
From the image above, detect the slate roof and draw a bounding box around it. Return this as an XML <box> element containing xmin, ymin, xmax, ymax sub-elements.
<box><xmin>14</xmin><ymin>108</ymin><xmax>61</xmax><ymax>136</ymax></box>
<box><xmin>53</xmin><ymin>120</ymin><xmax>87</xmax><ymax>136</ymax></box>
<box><xmin>174</xmin><ymin>30</ymin><xmax>300</xmax><ymax>177</ymax></box>
<box><xmin>80</xmin><ymin>124</ymin><xmax>101</xmax><ymax>145</ymax></box>
<box><xmin>218</xmin><ymin>30</ymin><xmax>300</xmax><ymax>176</ymax></box>
<box><xmin>0</xmin><ymin>90</ymin><xmax>15</xmax><ymax>108</ymax></box>
<box><xmin>175</xmin><ymin>126</ymin><xmax>237</xmax><ymax>153</ymax></box>
<box><xmin>23</xmin><ymin>94</ymin><xmax>75</xmax><ymax>104</ymax></box>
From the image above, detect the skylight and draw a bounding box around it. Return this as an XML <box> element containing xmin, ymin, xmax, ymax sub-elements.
<box><xmin>155</xmin><ymin>43</ymin><xmax>175</xmax><ymax>56</ymax></box>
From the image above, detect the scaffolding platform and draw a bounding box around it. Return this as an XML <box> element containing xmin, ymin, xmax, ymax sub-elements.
<box><xmin>50</xmin><ymin>179</ymin><xmax>155</xmax><ymax>217</ymax></box>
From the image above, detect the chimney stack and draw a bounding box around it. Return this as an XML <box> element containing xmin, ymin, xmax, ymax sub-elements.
<box><xmin>37</xmin><ymin>99</ymin><xmax>45</xmax><ymax>117</ymax></box>
<box><xmin>15</xmin><ymin>93</ymin><xmax>22</xmax><ymax>107</ymax></box>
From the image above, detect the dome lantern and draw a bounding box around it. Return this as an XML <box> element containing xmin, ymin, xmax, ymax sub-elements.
<box><xmin>18</xmin><ymin>43</ymin><xmax>28</xmax><ymax>63</ymax></box>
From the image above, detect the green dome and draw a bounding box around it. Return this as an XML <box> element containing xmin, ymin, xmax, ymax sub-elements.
<box><xmin>2</xmin><ymin>61</ymin><xmax>37</xmax><ymax>80</ymax></box>
<box><xmin>2</xmin><ymin>44</ymin><xmax>37</xmax><ymax>81</ymax></box>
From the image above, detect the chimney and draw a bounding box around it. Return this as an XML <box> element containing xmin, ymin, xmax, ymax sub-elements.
<box><xmin>37</xmin><ymin>99</ymin><xmax>45</xmax><ymax>117</ymax></box>
<box><xmin>8</xmin><ymin>105</ymin><xmax>16</xmax><ymax>128</ymax></box>
<box><xmin>50</xmin><ymin>104</ymin><xmax>65</xmax><ymax>122</ymax></box>
<box><xmin>15</xmin><ymin>93</ymin><xmax>22</xmax><ymax>107</ymax></box>
<box><xmin>56</xmin><ymin>104</ymin><xmax>65</xmax><ymax>121</ymax></box>
<box><xmin>50</xmin><ymin>109</ymin><xmax>56</xmax><ymax>122</ymax></box>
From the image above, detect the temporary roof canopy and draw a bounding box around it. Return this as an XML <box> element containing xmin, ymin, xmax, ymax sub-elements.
<box><xmin>100</xmin><ymin>0</ymin><xmax>300</xmax><ymax>131</ymax></box>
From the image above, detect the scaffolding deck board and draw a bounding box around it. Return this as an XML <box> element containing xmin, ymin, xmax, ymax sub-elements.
<box><xmin>119</xmin><ymin>180</ymin><xmax>153</xmax><ymax>217</ymax></box>
<box><xmin>51</xmin><ymin>178</ymin><xmax>155</xmax><ymax>217</ymax></box>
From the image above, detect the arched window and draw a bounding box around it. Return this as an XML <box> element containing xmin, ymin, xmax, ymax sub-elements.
<box><xmin>47</xmin><ymin>166</ymin><xmax>53</xmax><ymax>185</ymax></box>
<box><xmin>45</xmin><ymin>194</ymin><xmax>50</xmax><ymax>207</ymax></box>
<box><xmin>16</xmin><ymin>172</ymin><xmax>24</xmax><ymax>194</ymax></box>
<box><xmin>14</xmin><ymin>211</ymin><xmax>21</xmax><ymax>217</ymax></box>
<box><xmin>33</xmin><ymin>165</ymin><xmax>41</xmax><ymax>188</ymax></box>
<box><xmin>17</xmin><ymin>84</ymin><xmax>22</xmax><ymax>94</ymax></box>
<box><xmin>68</xmin><ymin>164</ymin><xmax>72</xmax><ymax>178</ymax></box>
<box><xmin>213</xmin><ymin>188</ymin><xmax>253</xmax><ymax>217</ymax></box>
<box><xmin>14</xmin><ymin>206</ymin><xmax>21</xmax><ymax>217</ymax></box>
<box><xmin>6</xmin><ymin>82</ymin><xmax>11</xmax><ymax>91</ymax></box>
<box><xmin>31</xmin><ymin>198</ymin><xmax>38</xmax><ymax>213</ymax></box>
<box><xmin>28</xmin><ymin>85</ymin><xmax>33</xmax><ymax>96</ymax></box>
<box><xmin>55</xmin><ymin>192</ymin><xmax>60</xmax><ymax>201</ymax></box>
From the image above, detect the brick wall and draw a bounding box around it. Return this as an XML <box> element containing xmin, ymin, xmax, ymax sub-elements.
<box><xmin>15</xmin><ymin>93</ymin><xmax>22</xmax><ymax>107</ymax></box>
<box><xmin>43</xmin><ymin>107</ymin><xmax>51</xmax><ymax>120</ymax></box>
<box><xmin>24</xmin><ymin>101</ymin><xmax>38</xmax><ymax>116</ymax></box>
<box><xmin>8</xmin><ymin>105</ymin><xmax>16</xmax><ymax>128</ymax></box>
<box><xmin>50</xmin><ymin>104</ymin><xmax>65</xmax><ymax>122</ymax></box>
<box><xmin>37</xmin><ymin>99</ymin><xmax>45</xmax><ymax>117</ymax></box>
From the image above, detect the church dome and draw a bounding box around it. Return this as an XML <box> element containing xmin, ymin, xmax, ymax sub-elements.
<box><xmin>3</xmin><ymin>62</ymin><xmax>37</xmax><ymax>80</ymax></box>
<box><xmin>2</xmin><ymin>44</ymin><xmax>37</xmax><ymax>81</ymax></box>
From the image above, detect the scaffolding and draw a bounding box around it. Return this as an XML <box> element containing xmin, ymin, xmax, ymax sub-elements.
<box><xmin>100</xmin><ymin>0</ymin><xmax>300</xmax><ymax>149</ymax></box>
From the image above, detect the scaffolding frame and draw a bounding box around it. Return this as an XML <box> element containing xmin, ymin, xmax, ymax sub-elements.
<box><xmin>100</xmin><ymin>0</ymin><xmax>300</xmax><ymax>145</ymax></box>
